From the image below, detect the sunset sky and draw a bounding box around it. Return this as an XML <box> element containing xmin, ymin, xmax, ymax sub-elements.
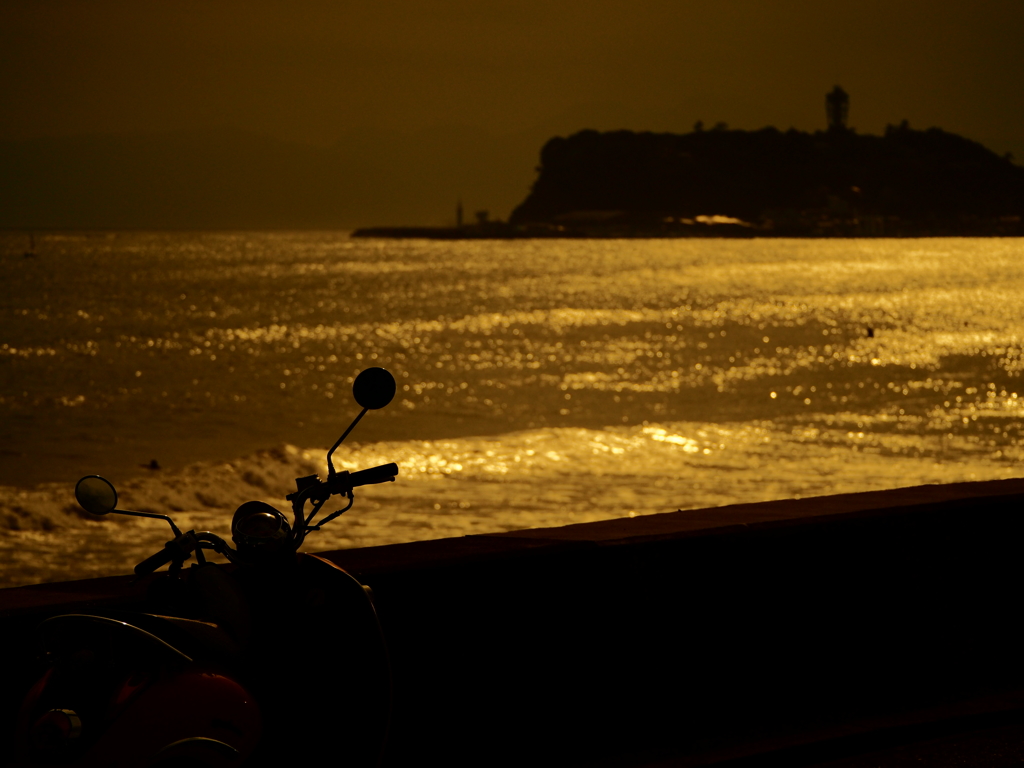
<box><xmin>2</xmin><ymin>0</ymin><xmax>1022</xmax><ymax>226</ymax></box>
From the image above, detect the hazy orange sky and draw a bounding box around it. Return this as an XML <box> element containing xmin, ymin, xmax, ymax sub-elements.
<box><xmin>2</xmin><ymin>0</ymin><xmax>1022</xmax><ymax>226</ymax></box>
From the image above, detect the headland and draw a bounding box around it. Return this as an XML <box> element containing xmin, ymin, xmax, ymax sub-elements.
<box><xmin>353</xmin><ymin>90</ymin><xmax>1024</xmax><ymax>239</ymax></box>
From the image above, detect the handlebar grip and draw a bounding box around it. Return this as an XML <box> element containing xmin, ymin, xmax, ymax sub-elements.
<box><xmin>134</xmin><ymin>545</ymin><xmax>176</xmax><ymax>576</ymax></box>
<box><xmin>348</xmin><ymin>462</ymin><xmax>399</xmax><ymax>488</ymax></box>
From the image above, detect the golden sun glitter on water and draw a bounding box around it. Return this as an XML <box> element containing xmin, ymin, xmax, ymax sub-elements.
<box><xmin>1</xmin><ymin>233</ymin><xmax>1023</xmax><ymax>586</ymax></box>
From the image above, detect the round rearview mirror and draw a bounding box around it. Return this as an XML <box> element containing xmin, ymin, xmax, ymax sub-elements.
<box><xmin>75</xmin><ymin>475</ymin><xmax>118</xmax><ymax>516</ymax></box>
<box><xmin>352</xmin><ymin>367</ymin><xmax>397</xmax><ymax>410</ymax></box>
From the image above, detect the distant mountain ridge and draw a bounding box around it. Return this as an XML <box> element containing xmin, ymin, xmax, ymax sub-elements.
<box><xmin>509</xmin><ymin>125</ymin><xmax>1024</xmax><ymax>237</ymax></box>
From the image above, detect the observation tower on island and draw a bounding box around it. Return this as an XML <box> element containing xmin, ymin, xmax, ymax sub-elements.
<box><xmin>826</xmin><ymin>85</ymin><xmax>849</xmax><ymax>131</ymax></box>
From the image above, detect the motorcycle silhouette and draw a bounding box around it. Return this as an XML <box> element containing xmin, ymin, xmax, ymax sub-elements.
<box><xmin>13</xmin><ymin>367</ymin><xmax>400</xmax><ymax>768</ymax></box>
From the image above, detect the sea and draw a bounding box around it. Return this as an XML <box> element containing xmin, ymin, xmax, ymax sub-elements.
<box><xmin>2</xmin><ymin>232</ymin><xmax>1024</xmax><ymax>588</ymax></box>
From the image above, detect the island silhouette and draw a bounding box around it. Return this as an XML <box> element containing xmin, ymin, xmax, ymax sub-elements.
<box><xmin>354</xmin><ymin>88</ymin><xmax>1024</xmax><ymax>239</ymax></box>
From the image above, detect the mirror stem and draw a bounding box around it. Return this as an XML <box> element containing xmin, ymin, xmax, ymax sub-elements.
<box><xmin>326</xmin><ymin>407</ymin><xmax>368</xmax><ymax>477</ymax></box>
<box><xmin>112</xmin><ymin>509</ymin><xmax>182</xmax><ymax>538</ymax></box>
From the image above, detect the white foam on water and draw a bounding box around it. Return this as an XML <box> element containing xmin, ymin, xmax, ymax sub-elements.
<box><xmin>2</xmin><ymin>418</ymin><xmax>1018</xmax><ymax>588</ymax></box>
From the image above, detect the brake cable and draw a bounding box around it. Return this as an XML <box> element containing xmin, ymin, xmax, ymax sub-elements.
<box><xmin>305</xmin><ymin>492</ymin><xmax>354</xmax><ymax>532</ymax></box>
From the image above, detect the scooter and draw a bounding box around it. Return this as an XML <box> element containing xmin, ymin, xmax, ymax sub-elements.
<box><xmin>12</xmin><ymin>367</ymin><xmax>400</xmax><ymax>768</ymax></box>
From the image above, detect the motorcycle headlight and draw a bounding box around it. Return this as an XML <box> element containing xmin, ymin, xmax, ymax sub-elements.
<box><xmin>231</xmin><ymin>501</ymin><xmax>292</xmax><ymax>556</ymax></box>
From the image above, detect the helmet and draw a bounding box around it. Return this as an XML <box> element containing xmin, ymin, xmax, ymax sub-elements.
<box><xmin>231</xmin><ymin>501</ymin><xmax>292</xmax><ymax>557</ymax></box>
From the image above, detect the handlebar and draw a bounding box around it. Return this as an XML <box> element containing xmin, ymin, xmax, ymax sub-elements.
<box><xmin>286</xmin><ymin>461</ymin><xmax>400</xmax><ymax>545</ymax></box>
<box><xmin>134</xmin><ymin>544</ymin><xmax>178</xmax><ymax>576</ymax></box>
<box><xmin>348</xmin><ymin>463</ymin><xmax>399</xmax><ymax>488</ymax></box>
<box><xmin>133</xmin><ymin>530</ymin><xmax>217</xmax><ymax>575</ymax></box>
<box><xmin>133</xmin><ymin>461</ymin><xmax>400</xmax><ymax>572</ymax></box>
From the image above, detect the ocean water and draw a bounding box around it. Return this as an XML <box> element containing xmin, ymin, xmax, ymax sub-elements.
<box><xmin>2</xmin><ymin>232</ymin><xmax>1024</xmax><ymax>587</ymax></box>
